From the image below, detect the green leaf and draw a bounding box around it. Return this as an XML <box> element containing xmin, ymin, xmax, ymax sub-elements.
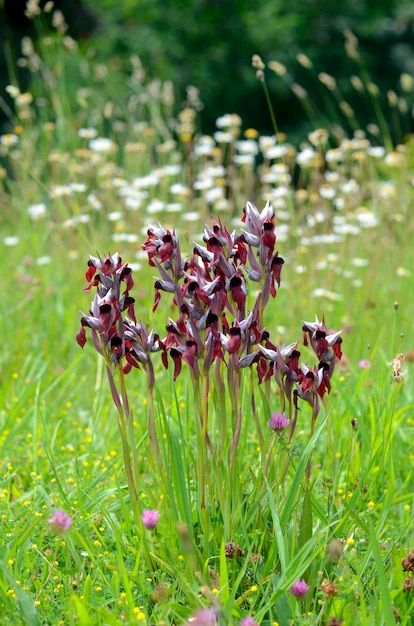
<box><xmin>0</xmin><ymin>555</ymin><xmax>40</xmax><ymax>626</ymax></box>
<box><xmin>367</xmin><ymin>520</ymin><xmax>396</xmax><ymax>625</ymax></box>
<box><xmin>280</xmin><ymin>415</ymin><xmax>328</xmax><ymax>528</ymax></box>
<box><xmin>73</xmin><ymin>596</ymin><xmax>94</xmax><ymax>625</ymax></box>
<box><xmin>265</xmin><ymin>478</ymin><xmax>287</xmax><ymax>573</ymax></box>
<box><xmin>298</xmin><ymin>485</ymin><xmax>313</xmax><ymax>551</ymax></box>
<box><xmin>219</xmin><ymin>538</ymin><xmax>230</xmax><ymax>605</ymax></box>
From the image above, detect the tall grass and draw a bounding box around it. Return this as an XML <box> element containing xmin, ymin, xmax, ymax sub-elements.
<box><xmin>0</xmin><ymin>7</ymin><xmax>413</xmax><ymax>625</ymax></box>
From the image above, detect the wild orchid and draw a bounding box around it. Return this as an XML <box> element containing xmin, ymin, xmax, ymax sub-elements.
<box><xmin>77</xmin><ymin>202</ymin><xmax>343</xmax><ymax>533</ymax></box>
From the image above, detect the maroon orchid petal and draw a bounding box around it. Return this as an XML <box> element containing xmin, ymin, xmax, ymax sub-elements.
<box><xmin>203</xmin><ymin>332</ymin><xmax>215</xmax><ymax>371</ymax></box>
<box><xmin>188</xmin><ymin>281</ymin><xmax>210</xmax><ymax>306</ymax></box>
<box><xmin>111</xmin><ymin>336</ymin><xmax>124</xmax><ymax>360</ymax></box>
<box><xmin>158</xmin><ymin>233</ymin><xmax>174</xmax><ymax>262</ymax></box>
<box><xmin>142</xmin><ymin>241</ymin><xmax>158</xmax><ymax>266</ymax></box>
<box><xmin>260</xmin><ymin>222</ymin><xmax>276</xmax><ymax>265</ymax></box>
<box><xmin>270</xmin><ymin>254</ymin><xmax>284</xmax><ymax>294</ymax></box>
<box><xmin>257</xmin><ymin>355</ymin><xmax>269</xmax><ymax>383</ymax></box>
<box><xmin>102</xmin><ymin>257</ymin><xmax>114</xmax><ymax>276</ymax></box>
<box><xmin>317</xmin><ymin>364</ymin><xmax>331</xmax><ymax>397</ymax></box>
<box><xmin>121</xmin><ymin>267</ymin><xmax>134</xmax><ymax>292</ymax></box>
<box><xmin>83</xmin><ymin>275</ymin><xmax>101</xmax><ymax>292</ymax></box>
<box><xmin>206</xmin><ymin>312</ymin><xmax>219</xmax><ymax>333</ymax></box>
<box><xmin>206</xmin><ymin>236</ymin><xmax>223</xmax><ymax>262</ymax></box>
<box><xmin>261</xmin><ymin>220</ymin><xmax>276</xmax><ymax>250</ymax></box>
<box><xmin>301</xmin><ymin>372</ymin><xmax>316</xmax><ymax>393</ymax></box>
<box><xmin>125</xmin><ymin>351</ymin><xmax>141</xmax><ymax>370</ymax></box>
<box><xmin>76</xmin><ymin>327</ymin><xmax>87</xmax><ymax>348</ymax></box>
<box><xmin>209</xmin><ymin>285</ymin><xmax>227</xmax><ymax>316</ymax></box>
<box><xmin>227</xmin><ymin>327</ymin><xmax>241</xmax><ymax>354</ymax></box>
<box><xmin>286</xmin><ymin>349</ymin><xmax>301</xmax><ymax>375</ymax></box>
<box><xmin>153</xmin><ymin>288</ymin><xmax>161</xmax><ymax>313</ymax></box>
<box><xmin>183</xmin><ymin>341</ymin><xmax>198</xmax><ymax>368</ymax></box>
<box><xmin>124</xmin><ymin>296</ymin><xmax>136</xmax><ymax>323</ymax></box>
<box><xmin>86</xmin><ymin>260</ymin><xmax>97</xmax><ymax>282</ymax></box>
<box><xmin>233</xmin><ymin>238</ymin><xmax>248</xmax><ymax>265</ymax></box>
<box><xmin>229</xmin><ymin>275</ymin><xmax>246</xmax><ymax>315</ymax></box>
<box><xmin>99</xmin><ymin>303</ymin><xmax>114</xmax><ymax>334</ymax></box>
<box><xmin>170</xmin><ymin>348</ymin><xmax>183</xmax><ymax>380</ymax></box>
<box><xmin>313</xmin><ymin>330</ymin><xmax>329</xmax><ymax>359</ymax></box>
<box><xmin>332</xmin><ymin>338</ymin><xmax>343</xmax><ymax>360</ymax></box>
<box><xmin>221</xmin><ymin>313</ymin><xmax>230</xmax><ymax>334</ymax></box>
<box><xmin>161</xmin><ymin>350</ymin><xmax>169</xmax><ymax>370</ymax></box>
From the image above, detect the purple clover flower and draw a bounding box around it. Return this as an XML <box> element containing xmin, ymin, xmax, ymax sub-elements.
<box><xmin>240</xmin><ymin>617</ymin><xmax>259</xmax><ymax>626</ymax></box>
<box><xmin>290</xmin><ymin>579</ymin><xmax>310</xmax><ymax>597</ymax></box>
<box><xmin>358</xmin><ymin>359</ymin><xmax>371</xmax><ymax>369</ymax></box>
<box><xmin>267</xmin><ymin>411</ymin><xmax>290</xmax><ymax>432</ymax></box>
<box><xmin>47</xmin><ymin>509</ymin><xmax>73</xmax><ymax>532</ymax></box>
<box><xmin>141</xmin><ymin>509</ymin><xmax>160</xmax><ymax>530</ymax></box>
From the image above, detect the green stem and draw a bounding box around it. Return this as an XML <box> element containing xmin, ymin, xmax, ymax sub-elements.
<box><xmin>262</xmin><ymin>77</ymin><xmax>279</xmax><ymax>137</ymax></box>
<box><xmin>250</xmin><ymin>367</ymin><xmax>265</xmax><ymax>456</ymax></box>
<box><xmin>229</xmin><ymin>358</ymin><xmax>242</xmax><ymax>470</ymax></box>
<box><xmin>116</xmin><ymin>402</ymin><xmax>140</xmax><ymax>524</ymax></box>
<box><xmin>147</xmin><ymin>381</ymin><xmax>166</xmax><ymax>484</ymax></box>
<box><xmin>194</xmin><ymin>376</ymin><xmax>207</xmax><ymax>511</ymax></box>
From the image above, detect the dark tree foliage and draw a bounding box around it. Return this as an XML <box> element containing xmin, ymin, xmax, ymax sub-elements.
<box><xmin>1</xmin><ymin>0</ymin><xmax>414</xmax><ymax>139</ymax></box>
<box><xmin>0</xmin><ymin>0</ymin><xmax>95</xmax><ymax>129</ymax></box>
<box><xmin>83</xmin><ymin>0</ymin><xmax>414</xmax><ymax>138</ymax></box>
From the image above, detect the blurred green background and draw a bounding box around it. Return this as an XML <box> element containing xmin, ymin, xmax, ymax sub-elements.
<box><xmin>1</xmin><ymin>0</ymin><xmax>414</xmax><ymax>140</ymax></box>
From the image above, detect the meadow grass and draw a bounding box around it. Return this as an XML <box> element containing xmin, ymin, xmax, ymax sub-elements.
<box><xmin>0</xmin><ymin>11</ymin><xmax>414</xmax><ymax>626</ymax></box>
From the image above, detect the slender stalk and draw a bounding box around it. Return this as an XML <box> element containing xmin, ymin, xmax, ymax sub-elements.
<box><xmin>115</xmin><ymin>400</ymin><xmax>140</xmax><ymax>523</ymax></box>
<box><xmin>305</xmin><ymin>400</ymin><xmax>318</xmax><ymax>482</ymax></box>
<box><xmin>117</xmin><ymin>366</ymin><xmax>140</xmax><ymax>491</ymax></box>
<box><xmin>250</xmin><ymin>368</ymin><xmax>265</xmax><ymax>456</ymax></box>
<box><xmin>194</xmin><ymin>375</ymin><xmax>207</xmax><ymax>511</ymax></box>
<box><xmin>261</xmin><ymin>77</ymin><xmax>279</xmax><ymax>137</ymax></box>
<box><xmin>229</xmin><ymin>357</ymin><xmax>242</xmax><ymax>470</ymax></box>
<box><xmin>147</xmin><ymin>380</ymin><xmax>165</xmax><ymax>481</ymax></box>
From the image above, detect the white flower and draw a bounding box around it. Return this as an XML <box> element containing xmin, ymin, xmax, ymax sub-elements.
<box><xmin>235</xmin><ymin>140</ymin><xmax>258</xmax><ymax>155</ymax></box>
<box><xmin>367</xmin><ymin>146</ymin><xmax>385</xmax><ymax>158</ymax></box>
<box><xmin>36</xmin><ymin>255</ymin><xmax>52</xmax><ymax>265</ymax></box>
<box><xmin>296</xmin><ymin>147</ymin><xmax>315</xmax><ymax>167</ymax></box>
<box><xmin>341</xmin><ymin>179</ymin><xmax>360</xmax><ymax>194</ymax></box>
<box><xmin>107</xmin><ymin>211</ymin><xmax>123</xmax><ymax>221</ymax></box>
<box><xmin>205</xmin><ymin>187</ymin><xmax>224</xmax><ymax>204</ymax></box>
<box><xmin>185</xmin><ymin>211</ymin><xmax>201</xmax><ymax>221</ymax></box>
<box><xmin>69</xmin><ymin>182</ymin><xmax>87</xmax><ymax>193</ymax></box>
<box><xmin>165</xmin><ymin>203</ymin><xmax>183</xmax><ymax>213</ymax></box>
<box><xmin>0</xmin><ymin>133</ymin><xmax>19</xmax><ymax>147</ymax></box>
<box><xmin>233</xmin><ymin>154</ymin><xmax>255</xmax><ymax>165</ymax></box>
<box><xmin>355</xmin><ymin>211</ymin><xmax>378</xmax><ymax>228</ymax></box>
<box><xmin>89</xmin><ymin>137</ymin><xmax>115</xmax><ymax>153</ymax></box>
<box><xmin>162</xmin><ymin>164</ymin><xmax>182</xmax><ymax>176</ymax></box>
<box><xmin>263</xmin><ymin>144</ymin><xmax>289</xmax><ymax>159</ymax></box>
<box><xmin>87</xmin><ymin>194</ymin><xmax>103</xmax><ymax>210</ymax></box>
<box><xmin>28</xmin><ymin>203</ymin><xmax>47</xmax><ymax>220</ymax></box>
<box><xmin>3</xmin><ymin>236</ymin><xmax>20</xmax><ymax>246</ymax></box>
<box><xmin>78</xmin><ymin>127</ymin><xmax>98</xmax><ymax>139</ymax></box>
<box><xmin>5</xmin><ymin>85</ymin><xmax>20</xmax><ymax>99</ymax></box>
<box><xmin>214</xmin><ymin>131</ymin><xmax>233</xmax><ymax>143</ymax></box>
<box><xmin>147</xmin><ymin>199</ymin><xmax>165</xmax><ymax>214</ymax></box>
<box><xmin>169</xmin><ymin>183</ymin><xmax>190</xmax><ymax>195</ymax></box>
